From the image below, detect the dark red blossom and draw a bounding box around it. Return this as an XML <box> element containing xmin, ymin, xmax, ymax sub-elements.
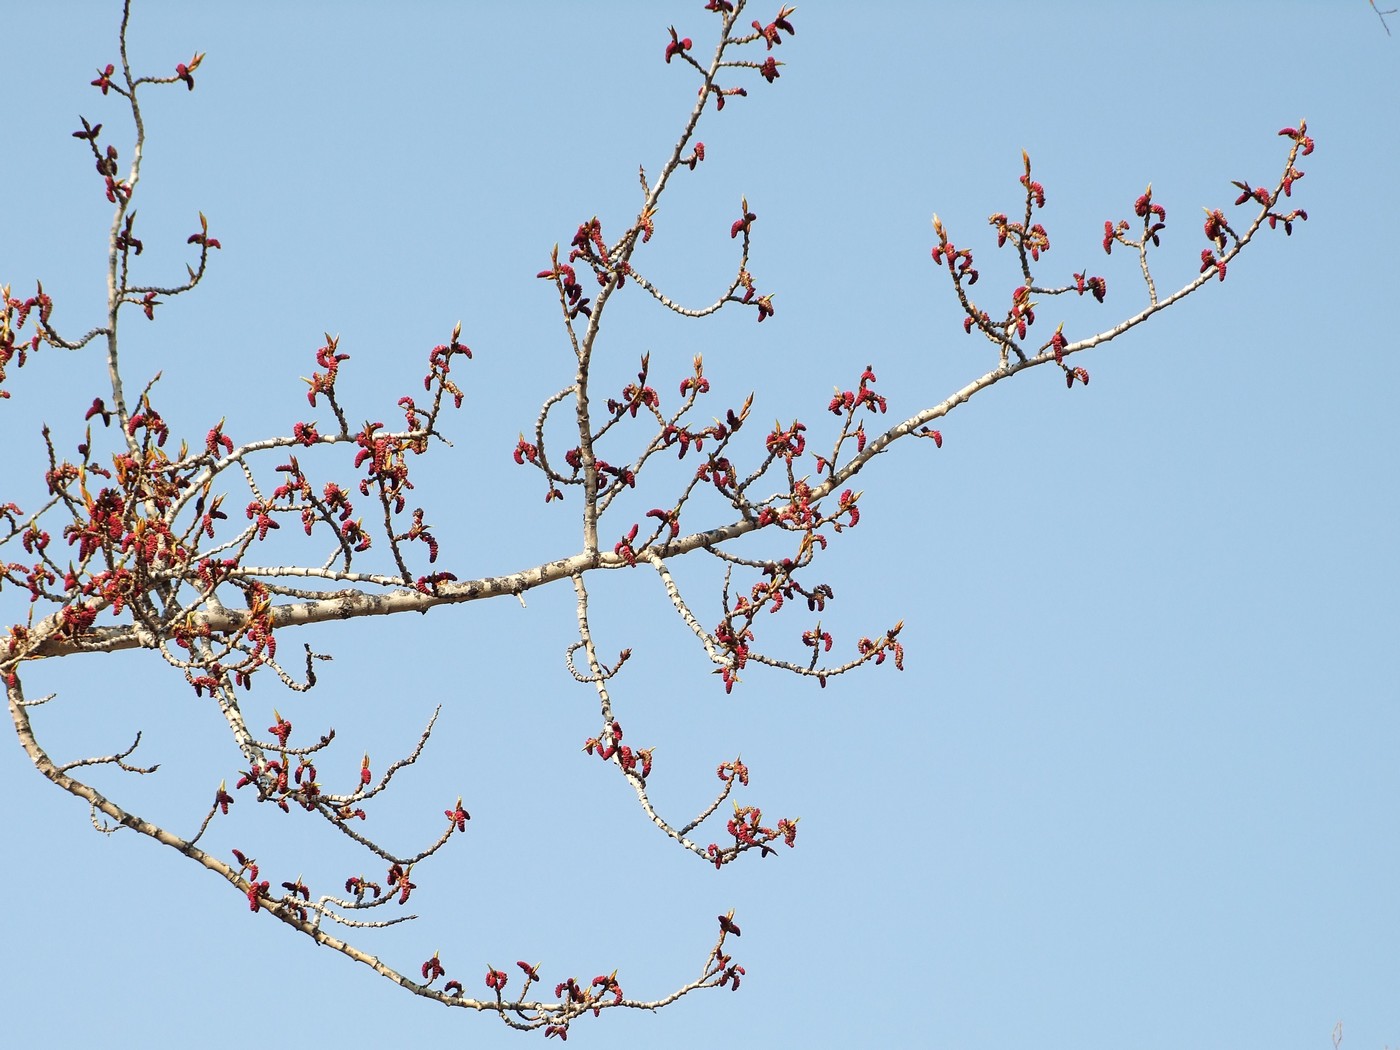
<box><xmin>85</xmin><ymin>398</ymin><xmax>113</xmax><ymax>425</ymax></box>
<box><xmin>445</xmin><ymin>797</ymin><xmax>470</xmax><ymax>832</ymax></box>
<box><xmin>246</xmin><ymin>880</ymin><xmax>269</xmax><ymax>912</ymax></box>
<box><xmin>718</xmin><ymin>962</ymin><xmax>745</xmax><ymax>990</ymax></box>
<box><xmin>174</xmin><ymin>55</ymin><xmax>199</xmax><ymax>91</ymax></box>
<box><xmin>1203</xmin><ymin>208</ymin><xmax>1229</xmax><ymax>248</ymax></box>
<box><xmin>717</xmin><ymin>758</ymin><xmax>749</xmax><ymax>785</ymax></box>
<box><xmin>730</xmin><ymin>202</ymin><xmax>756</xmax><ymax>239</ymax></box>
<box><xmin>388</xmin><ymin>863</ymin><xmax>416</xmax><ymax>904</ymax></box>
<box><xmin>614</xmin><ymin>523</ymin><xmax>640</xmax><ymax>567</ymax></box>
<box><xmin>1019</xmin><ymin>152</ymin><xmax>1046</xmax><ymax>208</ymax></box>
<box><xmin>513</xmin><ymin>436</ymin><xmax>539</xmax><ymax>465</ymax></box>
<box><xmin>205</xmin><ymin>422</ymin><xmax>233</xmax><ymax>456</ymax></box>
<box><xmin>422</xmin><ymin>953</ymin><xmax>446</xmax><ymax>982</ymax></box>
<box><xmin>1278</xmin><ymin>123</ymin><xmax>1314</xmax><ymax>156</ymax></box>
<box><xmin>664</xmin><ymin>26</ymin><xmax>692</xmax><ymax>63</ymax></box>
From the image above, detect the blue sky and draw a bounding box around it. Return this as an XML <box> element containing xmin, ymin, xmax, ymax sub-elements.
<box><xmin>2</xmin><ymin>3</ymin><xmax>1397</xmax><ymax>1048</ymax></box>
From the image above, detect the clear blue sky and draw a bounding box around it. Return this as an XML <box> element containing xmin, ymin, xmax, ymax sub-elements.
<box><xmin>2</xmin><ymin>3</ymin><xmax>1396</xmax><ymax>1048</ymax></box>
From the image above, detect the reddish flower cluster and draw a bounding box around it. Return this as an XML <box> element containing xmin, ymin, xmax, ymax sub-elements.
<box><xmin>930</xmin><ymin>220</ymin><xmax>979</xmax><ymax>285</ymax></box>
<box><xmin>703</xmin><ymin>803</ymin><xmax>798</xmax><ymax>867</ymax></box>
<box><xmin>583</xmin><ymin>721</ymin><xmax>653</xmax><ymax>779</ymax></box>
<box><xmin>353</xmin><ymin>421</ymin><xmax>406</xmax><ymax>504</ymax></box>
<box><xmin>754</xmin><ymin>558</ymin><xmax>833</xmax><ymax>617</ymax></box>
<box><xmin>513</xmin><ymin>436</ymin><xmax>539</xmax><ymax>466</ymax></box>
<box><xmin>422</xmin><ymin>953</ymin><xmax>446</xmax><ymax>983</ymax></box>
<box><xmin>835</xmin><ymin>488</ymin><xmax>860</xmax><ymax>529</ymax></box>
<box><xmin>730</xmin><ymin>201</ymin><xmax>757</xmax><ymax>240</ymax></box>
<box><xmin>607</xmin><ymin>356</ymin><xmax>660</xmax><ymax>419</ymax></box>
<box><xmin>397</xmin><ymin>507</ymin><xmax>439</xmax><ymax>563</ymax></box>
<box><xmin>555</xmin><ymin>977</ymin><xmax>586</xmax><ymax>1004</ymax></box>
<box><xmin>1203</xmin><ymin>208</ymin><xmax>1231</xmax><ymax>249</ymax></box>
<box><xmin>678</xmin><ymin>355</ymin><xmax>710</xmax><ymax>399</ymax></box>
<box><xmin>717</xmin><ymin>758</ymin><xmax>749</xmax><ymax>785</ymax></box>
<box><xmin>828</xmin><ymin>363</ymin><xmax>887</xmax><ymax>417</ymax></box>
<box><xmin>614</xmin><ymin>523</ymin><xmax>640</xmax><ymax>567</ymax></box>
<box><xmin>1073</xmin><ymin>271</ymin><xmax>1107</xmax><ymax>303</ymax></box>
<box><xmin>727</xmin><ymin>805</ymin><xmax>772</xmax><ymax>852</ymax></box>
<box><xmin>751</xmin><ymin>6</ymin><xmax>797</xmax><ymax>49</ymax></box>
<box><xmin>186</xmin><ymin>210</ymin><xmax>220</xmax><ymax>251</ymax></box>
<box><xmin>1265</xmin><ymin>209</ymin><xmax>1307</xmax><ymax>236</ymax></box>
<box><xmin>425</xmin><ymin>321</ymin><xmax>470</xmax><ymax>409</ymax></box>
<box><xmin>1276</xmin><ymin>124</ymin><xmax>1313</xmax><ymax>198</ymax></box>
<box><xmin>303</xmin><ymin>335</ymin><xmax>348</xmax><ymax>408</ymax></box>
<box><xmin>857</xmin><ymin>622</ymin><xmax>905</xmax><ymax>669</ymax></box>
<box><xmin>268</xmin><ymin>712</ymin><xmax>292</xmax><ymax>747</ymax></box>
<box><xmin>697</xmin><ymin>454</ymin><xmax>737</xmax><ymax>492</ymax></box>
<box><xmin>714</xmin><ymin>616</ymin><xmax>752</xmax><ymax>693</ymax></box>
<box><xmin>344</xmin><ymin>875</ymin><xmax>383</xmax><ymax>901</ymax></box>
<box><xmin>1020</xmin><ymin>160</ymin><xmax>1046</xmax><ymax>207</ymax></box>
<box><xmin>1134</xmin><ymin>186</ymin><xmax>1167</xmax><ymax>245</ymax></box>
<box><xmin>716</xmin><ymin>961</ymin><xmax>745</xmax><ymax>990</ymax></box>
<box><xmin>765</xmin><ymin>420</ymin><xmax>806</xmax><ymax>462</ymax></box>
<box><xmin>90</xmin><ymin>63</ymin><xmax>115</xmax><ymax>94</ymax></box>
<box><xmin>116</xmin><ymin>213</ymin><xmax>142</xmax><ymax>256</ymax></box>
<box><xmin>64</xmin><ymin>487</ymin><xmax>127</xmax><ymax>561</ymax></box>
<box><xmin>0</xmin><ymin>285</ymin><xmax>51</xmax><ymax>396</ymax></box>
<box><xmin>1009</xmin><ymin>284</ymin><xmax>1036</xmax><ymax>340</ymax></box>
<box><xmin>563</xmin><ymin>449</ymin><xmax>637</xmax><ymax>494</ymax></box>
<box><xmin>173</xmin><ymin>51</ymin><xmax>203</xmax><ymax>90</ymax></box>
<box><xmin>703</xmin><ymin>83</ymin><xmax>748</xmax><ymax>111</ymax></box>
<box><xmin>988</xmin><ymin>212</ymin><xmax>1049</xmax><ymax>260</ymax></box>
<box><xmin>537</xmin><ymin>258</ymin><xmax>591</xmax><ymax>319</ymax></box>
<box><xmin>387</xmin><ymin>863</ymin><xmax>416</xmax><ymax>905</ymax></box>
<box><xmin>246</xmin><ymin>880</ymin><xmax>270</xmax><ymax>912</ymax></box>
<box><xmin>413</xmin><ymin>571</ymin><xmax>458</xmax><ymax>595</ymax></box>
<box><xmin>564</xmin><ymin>217</ymin><xmax>630</xmax><ymax>292</ymax></box>
<box><xmin>125</xmin><ymin>402</ymin><xmax>169</xmax><ymax>445</ymax></box>
<box><xmin>664</xmin><ymin>25</ymin><xmax>692</xmax><ymax>63</ymax></box>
